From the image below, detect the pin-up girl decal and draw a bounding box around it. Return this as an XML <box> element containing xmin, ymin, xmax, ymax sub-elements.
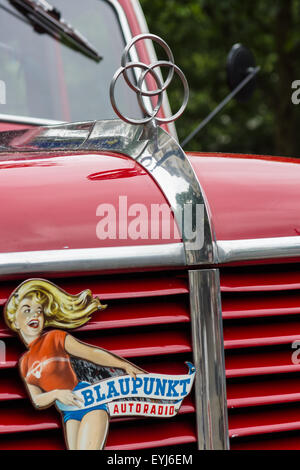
<box><xmin>4</xmin><ymin>279</ymin><xmax>195</xmax><ymax>450</ymax></box>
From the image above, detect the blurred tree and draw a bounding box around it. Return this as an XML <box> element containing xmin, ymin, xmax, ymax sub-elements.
<box><xmin>140</xmin><ymin>0</ymin><xmax>300</xmax><ymax>157</ymax></box>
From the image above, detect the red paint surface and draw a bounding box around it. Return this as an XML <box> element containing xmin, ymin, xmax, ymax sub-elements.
<box><xmin>225</xmin><ymin>348</ymin><xmax>300</xmax><ymax>378</ymax></box>
<box><xmin>188</xmin><ymin>152</ymin><xmax>300</xmax><ymax>241</ymax></box>
<box><xmin>223</xmin><ymin>319</ymin><xmax>300</xmax><ymax>349</ymax></box>
<box><xmin>3</xmin><ymin>149</ymin><xmax>300</xmax><ymax>254</ymax></box>
<box><xmin>0</xmin><ymin>150</ymin><xmax>180</xmax><ymax>253</ymax></box>
<box><xmin>221</xmin><ymin>265</ymin><xmax>300</xmax><ymax>292</ymax></box>
<box><xmin>0</xmin><ymin>397</ymin><xmax>194</xmax><ymax>435</ymax></box>
<box><xmin>222</xmin><ymin>290</ymin><xmax>300</xmax><ymax>319</ymax></box>
<box><xmin>227</xmin><ymin>376</ymin><xmax>300</xmax><ymax>408</ymax></box>
<box><xmin>0</xmin><ymin>271</ymin><xmax>188</xmax><ymax>306</ymax></box>
<box><xmin>231</xmin><ymin>433</ymin><xmax>300</xmax><ymax>450</ymax></box>
<box><xmin>221</xmin><ymin>260</ymin><xmax>300</xmax><ymax>448</ymax></box>
<box><xmin>0</xmin><ymin>415</ymin><xmax>196</xmax><ymax>449</ymax></box>
<box><xmin>229</xmin><ymin>405</ymin><xmax>300</xmax><ymax>438</ymax></box>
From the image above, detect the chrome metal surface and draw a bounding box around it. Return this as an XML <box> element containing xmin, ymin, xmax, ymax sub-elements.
<box><xmin>121</xmin><ymin>34</ymin><xmax>174</xmax><ymax>94</ymax></box>
<box><xmin>132</xmin><ymin>123</ymin><xmax>214</xmax><ymax>265</ymax></box>
<box><xmin>0</xmin><ymin>119</ymin><xmax>215</xmax><ymax>265</ymax></box>
<box><xmin>110</xmin><ymin>33</ymin><xmax>189</xmax><ymax>126</ymax></box>
<box><xmin>0</xmin><ymin>114</ymin><xmax>64</xmax><ymax>126</ymax></box>
<box><xmin>0</xmin><ymin>243</ymin><xmax>185</xmax><ymax>279</ymax></box>
<box><xmin>189</xmin><ymin>269</ymin><xmax>229</xmax><ymax>450</ymax></box>
<box><xmin>106</xmin><ymin>1</ymin><xmax>176</xmax><ymax>137</ymax></box>
<box><xmin>110</xmin><ymin>62</ymin><xmax>164</xmax><ymax>125</ymax></box>
<box><xmin>217</xmin><ymin>236</ymin><xmax>300</xmax><ymax>263</ymax></box>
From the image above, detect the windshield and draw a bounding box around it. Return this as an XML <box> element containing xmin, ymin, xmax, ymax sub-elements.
<box><xmin>0</xmin><ymin>0</ymin><xmax>141</xmax><ymax>122</ymax></box>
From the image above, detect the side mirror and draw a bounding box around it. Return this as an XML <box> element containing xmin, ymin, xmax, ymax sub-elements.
<box><xmin>181</xmin><ymin>43</ymin><xmax>260</xmax><ymax>148</ymax></box>
<box><xmin>227</xmin><ymin>44</ymin><xmax>257</xmax><ymax>102</ymax></box>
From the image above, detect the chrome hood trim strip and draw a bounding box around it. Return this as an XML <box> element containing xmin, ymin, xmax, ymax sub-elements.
<box><xmin>217</xmin><ymin>236</ymin><xmax>300</xmax><ymax>263</ymax></box>
<box><xmin>0</xmin><ymin>243</ymin><xmax>185</xmax><ymax>279</ymax></box>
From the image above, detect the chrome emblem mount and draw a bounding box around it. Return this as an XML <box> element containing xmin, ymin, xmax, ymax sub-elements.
<box><xmin>109</xmin><ymin>33</ymin><xmax>189</xmax><ymax>126</ymax></box>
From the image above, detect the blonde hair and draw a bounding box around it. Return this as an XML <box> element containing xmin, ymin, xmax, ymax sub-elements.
<box><xmin>4</xmin><ymin>278</ymin><xmax>107</xmax><ymax>332</ymax></box>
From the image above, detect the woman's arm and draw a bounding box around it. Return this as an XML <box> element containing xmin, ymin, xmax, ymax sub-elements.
<box><xmin>65</xmin><ymin>334</ymin><xmax>145</xmax><ymax>378</ymax></box>
<box><xmin>26</xmin><ymin>382</ymin><xmax>83</xmax><ymax>409</ymax></box>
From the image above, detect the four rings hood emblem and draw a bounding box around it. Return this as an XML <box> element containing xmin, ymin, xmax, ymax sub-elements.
<box><xmin>110</xmin><ymin>33</ymin><xmax>189</xmax><ymax>125</ymax></box>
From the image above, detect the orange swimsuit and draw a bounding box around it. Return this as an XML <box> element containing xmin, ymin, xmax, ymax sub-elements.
<box><xmin>19</xmin><ymin>329</ymin><xmax>78</xmax><ymax>392</ymax></box>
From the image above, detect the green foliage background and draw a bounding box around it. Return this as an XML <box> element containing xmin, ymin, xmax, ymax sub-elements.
<box><xmin>140</xmin><ymin>0</ymin><xmax>300</xmax><ymax>157</ymax></box>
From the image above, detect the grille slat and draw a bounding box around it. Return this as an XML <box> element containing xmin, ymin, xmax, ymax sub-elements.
<box><xmin>0</xmin><ymin>417</ymin><xmax>197</xmax><ymax>450</ymax></box>
<box><xmin>0</xmin><ymin>395</ymin><xmax>195</xmax><ymax>435</ymax></box>
<box><xmin>231</xmin><ymin>432</ymin><xmax>300</xmax><ymax>450</ymax></box>
<box><xmin>227</xmin><ymin>375</ymin><xmax>300</xmax><ymax>408</ymax></box>
<box><xmin>229</xmin><ymin>405</ymin><xmax>300</xmax><ymax>438</ymax></box>
<box><xmin>0</xmin><ymin>270</ymin><xmax>196</xmax><ymax>450</ymax></box>
<box><xmin>0</xmin><ymin>272</ymin><xmax>188</xmax><ymax>307</ymax></box>
<box><xmin>221</xmin><ymin>265</ymin><xmax>300</xmax><ymax>292</ymax></box>
<box><xmin>222</xmin><ymin>291</ymin><xmax>300</xmax><ymax>319</ymax></box>
<box><xmin>224</xmin><ymin>318</ymin><xmax>300</xmax><ymax>349</ymax></box>
<box><xmin>0</xmin><ymin>372</ymin><xmax>25</xmax><ymax>400</ymax></box>
<box><xmin>226</xmin><ymin>348</ymin><xmax>300</xmax><ymax>377</ymax></box>
<box><xmin>0</xmin><ymin>295</ymin><xmax>190</xmax><ymax>338</ymax></box>
<box><xmin>222</xmin><ymin>264</ymin><xmax>300</xmax><ymax>448</ymax></box>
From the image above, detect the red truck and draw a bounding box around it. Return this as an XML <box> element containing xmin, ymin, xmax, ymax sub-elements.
<box><xmin>0</xmin><ymin>0</ymin><xmax>300</xmax><ymax>451</ymax></box>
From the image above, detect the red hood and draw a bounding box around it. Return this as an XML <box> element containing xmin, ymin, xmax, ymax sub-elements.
<box><xmin>188</xmin><ymin>152</ymin><xmax>300</xmax><ymax>242</ymax></box>
<box><xmin>1</xmin><ymin>145</ymin><xmax>299</xmax><ymax>255</ymax></box>
<box><xmin>0</xmin><ymin>150</ymin><xmax>178</xmax><ymax>253</ymax></box>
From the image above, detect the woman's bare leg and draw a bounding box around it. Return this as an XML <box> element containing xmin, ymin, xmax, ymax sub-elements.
<box><xmin>77</xmin><ymin>410</ymin><xmax>109</xmax><ymax>450</ymax></box>
<box><xmin>65</xmin><ymin>419</ymin><xmax>80</xmax><ymax>450</ymax></box>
